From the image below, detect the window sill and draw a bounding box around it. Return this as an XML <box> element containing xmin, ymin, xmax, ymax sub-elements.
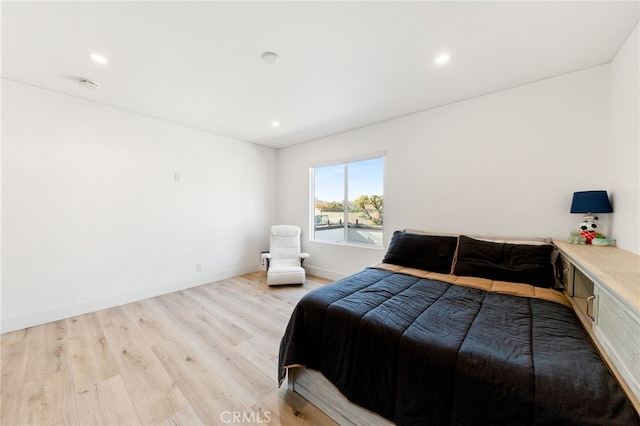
<box><xmin>310</xmin><ymin>240</ymin><xmax>384</xmax><ymax>250</ymax></box>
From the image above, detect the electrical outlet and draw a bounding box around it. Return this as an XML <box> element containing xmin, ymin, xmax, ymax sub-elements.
<box><xmin>196</xmin><ymin>263</ymin><xmax>202</xmax><ymax>272</ymax></box>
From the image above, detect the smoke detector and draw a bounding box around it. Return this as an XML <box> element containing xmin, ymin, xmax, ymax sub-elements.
<box><xmin>79</xmin><ymin>78</ymin><xmax>99</xmax><ymax>90</ymax></box>
<box><xmin>261</xmin><ymin>52</ymin><xmax>279</xmax><ymax>65</ymax></box>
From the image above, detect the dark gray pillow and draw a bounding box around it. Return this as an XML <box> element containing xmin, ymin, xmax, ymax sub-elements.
<box><xmin>382</xmin><ymin>231</ymin><xmax>458</xmax><ymax>274</ymax></box>
<box><xmin>453</xmin><ymin>235</ymin><xmax>556</xmax><ymax>288</ymax></box>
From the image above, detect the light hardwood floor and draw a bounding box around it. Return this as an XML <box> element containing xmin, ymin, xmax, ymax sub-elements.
<box><xmin>1</xmin><ymin>272</ymin><xmax>338</xmax><ymax>426</ymax></box>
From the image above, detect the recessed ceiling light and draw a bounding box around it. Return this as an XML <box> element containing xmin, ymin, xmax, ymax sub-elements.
<box><xmin>89</xmin><ymin>52</ymin><xmax>108</xmax><ymax>64</ymax></box>
<box><xmin>271</xmin><ymin>121</ymin><xmax>280</xmax><ymax>127</ymax></box>
<box><xmin>434</xmin><ymin>53</ymin><xmax>450</xmax><ymax>65</ymax></box>
<box><xmin>261</xmin><ymin>52</ymin><xmax>280</xmax><ymax>65</ymax></box>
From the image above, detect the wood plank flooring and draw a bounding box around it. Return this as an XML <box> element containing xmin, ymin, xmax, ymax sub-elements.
<box><xmin>1</xmin><ymin>272</ymin><xmax>338</xmax><ymax>425</ymax></box>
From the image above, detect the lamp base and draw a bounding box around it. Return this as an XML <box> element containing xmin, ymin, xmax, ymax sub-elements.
<box><xmin>579</xmin><ymin>213</ymin><xmax>599</xmax><ymax>244</ymax></box>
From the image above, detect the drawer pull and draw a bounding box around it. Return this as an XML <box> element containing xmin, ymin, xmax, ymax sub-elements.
<box><xmin>586</xmin><ymin>295</ymin><xmax>596</xmax><ymax>320</ymax></box>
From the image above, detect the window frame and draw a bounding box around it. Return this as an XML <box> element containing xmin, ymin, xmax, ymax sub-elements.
<box><xmin>309</xmin><ymin>152</ymin><xmax>385</xmax><ymax>249</ymax></box>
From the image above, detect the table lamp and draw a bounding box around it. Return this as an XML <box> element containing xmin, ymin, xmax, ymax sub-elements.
<box><xmin>570</xmin><ymin>190</ymin><xmax>613</xmax><ymax>243</ymax></box>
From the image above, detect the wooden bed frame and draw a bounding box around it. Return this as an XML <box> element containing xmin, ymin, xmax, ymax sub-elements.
<box><xmin>287</xmin><ymin>367</ymin><xmax>393</xmax><ymax>426</ymax></box>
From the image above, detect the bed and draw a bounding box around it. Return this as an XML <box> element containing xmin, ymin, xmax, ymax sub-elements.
<box><xmin>278</xmin><ymin>232</ymin><xmax>640</xmax><ymax>425</ymax></box>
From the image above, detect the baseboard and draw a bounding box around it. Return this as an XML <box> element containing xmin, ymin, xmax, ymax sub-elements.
<box><xmin>305</xmin><ymin>265</ymin><xmax>348</xmax><ymax>282</ymax></box>
<box><xmin>1</xmin><ymin>264</ymin><xmax>260</xmax><ymax>334</ymax></box>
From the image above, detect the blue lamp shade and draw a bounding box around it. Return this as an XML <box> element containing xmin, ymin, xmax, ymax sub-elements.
<box><xmin>570</xmin><ymin>190</ymin><xmax>613</xmax><ymax>214</ymax></box>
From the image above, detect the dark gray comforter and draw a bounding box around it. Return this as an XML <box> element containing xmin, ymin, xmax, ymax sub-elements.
<box><xmin>278</xmin><ymin>268</ymin><xmax>639</xmax><ymax>425</ymax></box>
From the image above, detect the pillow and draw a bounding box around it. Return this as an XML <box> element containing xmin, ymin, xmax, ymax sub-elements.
<box><xmin>383</xmin><ymin>231</ymin><xmax>459</xmax><ymax>274</ymax></box>
<box><xmin>453</xmin><ymin>235</ymin><xmax>556</xmax><ymax>288</ymax></box>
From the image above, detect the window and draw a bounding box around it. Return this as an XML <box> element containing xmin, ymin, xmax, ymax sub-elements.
<box><xmin>311</xmin><ymin>154</ymin><xmax>384</xmax><ymax>246</ymax></box>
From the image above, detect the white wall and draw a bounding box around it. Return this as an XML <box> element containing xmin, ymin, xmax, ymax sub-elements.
<box><xmin>1</xmin><ymin>80</ymin><xmax>277</xmax><ymax>332</ymax></box>
<box><xmin>4</xmin><ymin>40</ymin><xmax>633</xmax><ymax>332</ymax></box>
<box><xmin>278</xmin><ymin>66</ymin><xmax>611</xmax><ymax>279</ymax></box>
<box><xmin>608</xmin><ymin>23</ymin><xmax>639</xmax><ymax>255</ymax></box>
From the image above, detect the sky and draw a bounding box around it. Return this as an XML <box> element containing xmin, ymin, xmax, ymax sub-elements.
<box><xmin>314</xmin><ymin>157</ymin><xmax>384</xmax><ymax>202</ymax></box>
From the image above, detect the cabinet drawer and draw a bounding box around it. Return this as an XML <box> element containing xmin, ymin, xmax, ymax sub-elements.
<box><xmin>595</xmin><ymin>284</ymin><xmax>640</xmax><ymax>402</ymax></box>
<box><xmin>573</xmin><ymin>267</ymin><xmax>594</xmax><ymax>300</ymax></box>
<box><xmin>566</xmin><ymin>265</ymin><xmax>596</xmax><ymax>325</ymax></box>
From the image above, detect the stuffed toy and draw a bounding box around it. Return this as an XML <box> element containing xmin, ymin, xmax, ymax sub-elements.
<box><xmin>579</xmin><ymin>214</ymin><xmax>598</xmax><ymax>244</ymax></box>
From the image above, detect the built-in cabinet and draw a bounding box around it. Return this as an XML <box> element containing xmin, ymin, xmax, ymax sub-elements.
<box><xmin>556</xmin><ymin>241</ymin><xmax>640</xmax><ymax>413</ymax></box>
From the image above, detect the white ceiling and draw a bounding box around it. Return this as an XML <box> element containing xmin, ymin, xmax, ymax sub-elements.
<box><xmin>2</xmin><ymin>1</ymin><xmax>638</xmax><ymax>149</ymax></box>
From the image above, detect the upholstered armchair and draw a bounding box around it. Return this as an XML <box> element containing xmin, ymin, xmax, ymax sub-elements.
<box><xmin>261</xmin><ymin>225</ymin><xmax>309</xmax><ymax>286</ymax></box>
